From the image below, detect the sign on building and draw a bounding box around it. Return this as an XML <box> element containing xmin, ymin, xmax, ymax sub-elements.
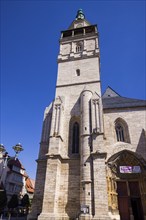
<box><xmin>81</xmin><ymin>205</ymin><xmax>89</xmax><ymax>214</ymax></box>
<box><xmin>119</xmin><ymin>166</ymin><xmax>141</xmax><ymax>173</ymax></box>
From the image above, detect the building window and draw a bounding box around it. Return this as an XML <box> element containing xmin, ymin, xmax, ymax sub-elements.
<box><xmin>9</xmin><ymin>183</ymin><xmax>15</xmax><ymax>192</ymax></box>
<box><xmin>13</xmin><ymin>173</ymin><xmax>22</xmax><ymax>182</ymax></box>
<box><xmin>12</xmin><ymin>165</ymin><xmax>20</xmax><ymax>173</ymax></box>
<box><xmin>72</xmin><ymin>122</ymin><xmax>79</xmax><ymax>154</ymax></box>
<box><xmin>115</xmin><ymin>124</ymin><xmax>125</xmax><ymax>142</ymax></box>
<box><xmin>115</xmin><ymin>118</ymin><xmax>130</xmax><ymax>143</ymax></box>
<box><xmin>76</xmin><ymin>44</ymin><xmax>82</xmax><ymax>53</ymax></box>
<box><xmin>76</xmin><ymin>69</ymin><xmax>80</xmax><ymax>76</ymax></box>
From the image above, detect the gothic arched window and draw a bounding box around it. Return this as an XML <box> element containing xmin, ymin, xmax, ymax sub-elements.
<box><xmin>72</xmin><ymin>122</ymin><xmax>79</xmax><ymax>154</ymax></box>
<box><xmin>115</xmin><ymin>124</ymin><xmax>125</xmax><ymax>142</ymax></box>
<box><xmin>115</xmin><ymin>118</ymin><xmax>130</xmax><ymax>143</ymax></box>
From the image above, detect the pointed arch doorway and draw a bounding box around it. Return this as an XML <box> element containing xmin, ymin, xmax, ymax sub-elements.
<box><xmin>107</xmin><ymin>150</ymin><xmax>146</xmax><ymax>220</ymax></box>
<box><xmin>117</xmin><ymin>181</ymin><xmax>143</xmax><ymax>220</ymax></box>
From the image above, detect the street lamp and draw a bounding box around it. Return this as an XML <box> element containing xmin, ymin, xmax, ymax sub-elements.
<box><xmin>0</xmin><ymin>143</ymin><xmax>23</xmax><ymax>181</ymax></box>
<box><xmin>0</xmin><ymin>144</ymin><xmax>6</xmax><ymax>153</ymax></box>
<box><xmin>12</xmin><ymin>143</ymin><xmax>23</xmax><ymax>159</ymax></box>
<box><xmin>0</xmin><ymin>144</ymin><xmax>24</xmax><ymax>220</ymax></box>
<box><xmin>0</xmin><ymin>143</ymin><xmax>23</xmax><ymax>157</ymax></box>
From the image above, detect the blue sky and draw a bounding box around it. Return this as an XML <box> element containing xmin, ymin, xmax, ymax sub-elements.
<box><xmin>1</xmin><ymin>0</ymin><xmax>145</xmax><ymax>179</ymax></box>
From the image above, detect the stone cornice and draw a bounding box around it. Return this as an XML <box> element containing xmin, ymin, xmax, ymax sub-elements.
<box><xmin>91</xmin><ymin>151</ymin><xmax>107</xmax><ymax>159</ymax></box>
<box><xmin>49</xmin><ymin>134</ymin><xmax>63</xmax><ymax>142</ymax></box>
<box><xmin>81</xmin><ymin>179</ymin><xmax>92</xmax><ymax>184</ymax></box>
<box><xmin>56</xmin><ymin>80</ymin><xmax>100</xmax><ymax>88</ymax></box>
<box><xmin>45</xmin><ymin>153</ymin><xmax>70</xmax><ymax>161</ymax></box>
<box><xmin>57</xmin><ymin>52</ymin><xmax>99</xmax><ymax>63</ymax></box>
<box><xmin>36</xmin><ymin>153</ymin><xmax>80</xmax><ymax>163</ymax></box>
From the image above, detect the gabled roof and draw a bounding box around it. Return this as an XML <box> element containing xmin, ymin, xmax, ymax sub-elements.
<box><xmin>102</xmin><ymin>87</ymin><xmax>146</xmax><ymax>109</ymax></box>
<box><xmin>102</xmin><ymin>86</ymin><xmax>120</xmax><ymax>98</ymax></box>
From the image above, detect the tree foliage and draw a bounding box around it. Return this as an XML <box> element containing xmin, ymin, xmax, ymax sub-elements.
<box><xmin>7</xmin><ymin>194</ymin><xmax>18</xmax><ymax>209</ymax></box>
<box><xmin>21</xmin><ymin>194</ymin><xmax>30</xmax><ymax>208</ymax></box>
<box><xmin>0</xmin><ymin>189</ymin><xmax>7</xmax><ymax>211</ymax></box>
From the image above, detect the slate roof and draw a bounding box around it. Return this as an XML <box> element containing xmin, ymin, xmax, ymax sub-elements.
<box><xmin>7</xmin><ymin>158</ymin><xmax>25</xmax><ymax>170</ymax></box>
<box><xmin>102</xmin><ymin>87</ymin><xmax>146</xmax><ymax>109</ymax></box>
<box><xmin>102</xmin><ymin>96</ymin><xmax>146</xmax><ymax>109</ymax></box>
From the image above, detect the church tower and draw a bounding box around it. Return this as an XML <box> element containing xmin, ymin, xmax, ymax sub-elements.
<box><xmin>28</xmin><ymin>9</ymin><xmax>146</xmax><ymax>220</ymax></box>
<box><xmin>28</xmin><ymin>9</ymin><xmax>111</xmax><ymax>220</ymax></box>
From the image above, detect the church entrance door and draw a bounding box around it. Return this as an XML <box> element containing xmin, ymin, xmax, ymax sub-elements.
<box><xmin>117</xmin><ymin>181</ymin><xmax>144</xmax><ymax>220</ymax></box>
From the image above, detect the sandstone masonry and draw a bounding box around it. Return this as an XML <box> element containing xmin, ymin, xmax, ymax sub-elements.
<box><xmin>28</xmin><ymin>10</ymin><xmax>146</xmax><ymax>220</ymax></box>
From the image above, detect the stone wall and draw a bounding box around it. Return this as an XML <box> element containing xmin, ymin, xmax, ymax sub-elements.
<box><xmin>103</xmin><ymin>107</ymin><xmax>146</xmax><ymax>160</ymax></box>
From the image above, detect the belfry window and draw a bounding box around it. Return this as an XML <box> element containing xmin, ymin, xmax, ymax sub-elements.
<box><xmin>72</xmin><ymin>122</ymin><xmax>79</xmax><ymax>154</ymax></box>
<box><xmin>76</xmin><ymin>44</ymin><xmax>82</xmax><ymax>53</ymax></box>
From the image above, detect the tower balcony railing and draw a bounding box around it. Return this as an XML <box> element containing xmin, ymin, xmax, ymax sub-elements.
<box><xmin>61</xmin><ymin>25</ymin><xmax>98</xmax><ymax>39</ymax></box>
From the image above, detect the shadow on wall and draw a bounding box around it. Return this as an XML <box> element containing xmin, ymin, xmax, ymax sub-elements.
<box><xmin>65</xmin><ymin>159</ymin><xmax>80</xmax><ymax>219</ymax></box>
<box><xmin>65</xmin><ymin>99</ymin><xmax>81</xmax><ymax>218</ymax></box>
<box><xmin>136</xmin><ymin>129</ymin><xmax>146</xmax><ymax>159</ymax></box>
<box><xmin>31</xmin><ymin>159</ymin><xmax>47</xmax><ymax>217</ymax></box>
<box><xmin>70</xmin><ymin>97</ymin><xmax>80</xmax><ymax>116</ymax></box>
<box><xmin>39</xmin><ymin>105</ymin><xmax>52</xmax><ymax>157</ymax></box>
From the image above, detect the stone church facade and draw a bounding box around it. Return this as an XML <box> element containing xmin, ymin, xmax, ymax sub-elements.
<box><xmin>28</xmin><ymin>10</ymin><xmax>146</xmax><ymax>220</ymax></box>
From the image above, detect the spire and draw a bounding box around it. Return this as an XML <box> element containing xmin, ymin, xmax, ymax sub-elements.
<box><xmin>76</xmin><ymin>9</ymin><xmax>85</xmax><ymax>20</ymax></box>
<box><xmin>67</xmin><ymin>9</ymin><xmax>91</xmax><ymax>30</ymax></box>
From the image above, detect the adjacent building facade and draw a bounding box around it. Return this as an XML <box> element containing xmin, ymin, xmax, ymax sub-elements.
<box><xmin>28</xmin><ymin>10</ymin><xmax>146</xmax><ymax>220</ymax></box>
<box><xmin>25</xmin><ymin>177</ymin><xmax>35</xmax><ymax>204</ymax></box>
<box><xmin>0</xmin><ymin>154</ymin><xmax>35</xmax><ymax>204</ymax></box>
<box><xmin>0</xmin><ymin>155</ymin><xmax>25</xmax><ymax>201</ymax></box>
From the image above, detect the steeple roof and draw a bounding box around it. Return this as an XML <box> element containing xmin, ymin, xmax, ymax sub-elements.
<box><xmin>76</xmin><ymin>9</ymin><xmax>85</xmax><ymax>20</ymax></box>
<box><xmin>68</xmin><ymin>9</ymin><xmax>91</xmax><ymax>30</ymax></box>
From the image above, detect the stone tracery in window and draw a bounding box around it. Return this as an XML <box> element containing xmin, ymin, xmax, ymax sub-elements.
<box><xmin>115</xmin><ymin>118</ymin><xmax>130</xmax><ymax>143</ymax></box>
<box><xmin>115</xmin><ymin>124</ymin><xmax>125</xmax><ymax>142</ymax></box>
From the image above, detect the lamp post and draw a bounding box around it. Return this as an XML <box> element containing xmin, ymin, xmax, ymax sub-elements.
<box><xmin>0</xmin><ymin>143</ymin><xmax>23</xmax><ymax>184</ymax></box>
<box><xmin>12</xmin><ymin>143</ymin><xmax>24</xmax><ymax>160</ymax></box>
<box><xmin>0</xmin><ymin>144</ymin><xmax>24</xmax><ymax>220</ymax></box>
